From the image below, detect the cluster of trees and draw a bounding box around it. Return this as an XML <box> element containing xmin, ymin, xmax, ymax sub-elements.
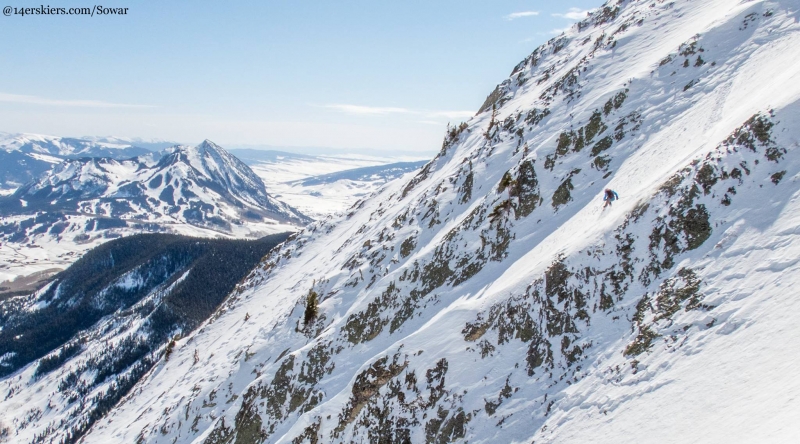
<box><xmin>2</xmin><ymin>232</ymin><xmax>290</xmax><ymax>443</ymax></box>
<box><xmin>0</xmin><ymin>232</ymin><xmax>289</xmax><ymax>379</ymax></box>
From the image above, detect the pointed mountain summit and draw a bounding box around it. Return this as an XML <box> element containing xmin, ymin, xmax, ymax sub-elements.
<box><xmin>157</xmin><ymin>140</ymin><xmax>268</xmax><ymax>207</ymax></box>
<box><xmin>151</xmin><ymin>140</ymin><xmax>310</xmax><ymax>225</ymax></box>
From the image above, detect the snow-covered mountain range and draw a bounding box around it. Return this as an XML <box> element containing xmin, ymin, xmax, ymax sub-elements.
<box><xmin>0</xmin><ymin>133</ymin><xmax>158</xmax><ymax>193</ymax></box>
<box><xmin>0</xmin><ymin>140</ymin><xmax>309</xmax><ymax>287</ymax></box>
<box><xmin>2</xmin><ymin>140</ymin><xmax>307</xmax><ymax>227</ymax></box>
<box><xmin>4</xmin><ymin>140</ymin><xmax>308</xmax><ymax>227</ymax></box>
<box><xmin>0</xmin><ymin>133</ymin><xmax>155</xmax><ymax>159</ymax></box>
<box><xmin>4</xmin><ymin>0</ymin><xmax>800</xmax><ymax>442</ymax></box>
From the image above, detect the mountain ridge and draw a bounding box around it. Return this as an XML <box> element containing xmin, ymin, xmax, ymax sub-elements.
<box><xmin>0</xmin><ymin>133</ymin><xmax>153</xmax><ymax>193</ymax></box>
<box><xmin>0</xmin><ymin>140</ymin><xmax>310</xmax><ymax>293</ymax></box>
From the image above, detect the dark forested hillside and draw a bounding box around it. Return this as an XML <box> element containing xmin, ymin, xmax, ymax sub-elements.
<box><xmin>0</xmin><ymin>232</ymin><xmax>290</xmax><ymax>443</ymax></box>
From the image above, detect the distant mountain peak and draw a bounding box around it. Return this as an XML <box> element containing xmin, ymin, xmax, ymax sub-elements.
<box><xmin>0</xmin><ymin>139</ymin><xmax>311</xmax><ymax>243</ymax></box>
<box><xmin>199</xmin><ymin>138</ymin><xmax>220</xmax><ymax>148</ymax></box>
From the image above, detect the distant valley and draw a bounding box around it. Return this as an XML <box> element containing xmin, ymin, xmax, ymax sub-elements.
<box><xmin>232</xmin><ymin>148</ymin><xmax>428</xmax><ymax>219</ymax></box>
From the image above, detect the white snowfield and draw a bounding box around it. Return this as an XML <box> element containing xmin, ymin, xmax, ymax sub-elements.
<box><xmin>6</xmin><ymin>0</ymin><xmax>800</xmax><ymax>443</ymax></box>
<box><xmin>248</xmin><ymin>154</ymin><xmax>417</xmax><ymax>220</ymax></box>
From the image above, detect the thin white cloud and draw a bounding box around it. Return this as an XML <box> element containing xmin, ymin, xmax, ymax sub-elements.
<box><xmin>323</xmin><ymin>104</ymin><xmax>473</xmax><ymax>122</ymax></box>
<box><xmin>0</xmin><ymin>92</ymin><xmax>154</xmax><ymax>108</ymax></box>
<box><xmin>550</xmin><ymin>26</ymin><xmax>572</xmax><ymax>35</ymax></box>
<box><xmin>426</xmin><ymin>110</ymin><xmax>475</xmax><ymax>120</ymax></box>
<box><xmin>553</xmin><ymin>7</ymin><xmax>591</xmax><ymax>21</ymax></box>
<box><xmin>323</xmin><ymin>104</ymin><xmax>411</xmax><ymax>115</ymax></box>
<box><xmin>505</xmin><ymin>11</ymin><xmax>539</xmax><ymax>20</ymax></box>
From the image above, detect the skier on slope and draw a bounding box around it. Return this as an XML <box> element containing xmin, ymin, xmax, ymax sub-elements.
<box><xmin>603</xmin><ymin>188</ymin><xmax>619</xmax><ymax>209</ymax></box>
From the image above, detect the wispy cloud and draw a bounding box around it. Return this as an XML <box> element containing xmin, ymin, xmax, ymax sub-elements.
<box><xmin>553</xmin><ymin>7</ymin><xmax>591</xmax><ymax>21</ymax></box>
<box><xmin>0</xmin><ymin>92</ymin><xmax>154</xmax><ymax>108</ymax></box>
<box><xmin>323</xmin><ymin>104</ymin><xmax>473</xmax><ymax>122</ymax></box>
<box><xmin>426</xmin><ymin>110</ymin><xmax>475</xmax><ymax>120</ymax></box>
<box><xmin>322</xmin><ymin>104</ymin><xmax>411</xmax><ymax>115</ymax></box>
<box><xmin>550</xmin><ymin>26</ymin><xmax>572</xmax><ymax>35</ymax></box>
<box><xmin>505</xmin><ymin>11</ymin><xmax>539</xmax><ymax>20</ymax></box>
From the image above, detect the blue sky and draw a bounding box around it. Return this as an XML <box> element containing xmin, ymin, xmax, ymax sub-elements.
<box><xmin>0</xmin><ymin>0</ymin><xmax>603</xmax><ymax>154</ymax></box>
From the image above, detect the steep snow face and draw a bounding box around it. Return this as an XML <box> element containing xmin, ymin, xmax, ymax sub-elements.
<box><xmin>55</xmin><ymin>0</ymin><xmax>800</xmax><ymax>443</ymax></box>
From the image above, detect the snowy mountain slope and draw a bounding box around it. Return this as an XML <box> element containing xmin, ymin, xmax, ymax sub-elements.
<box><xmin>0</xmin><ymin>233</ymin><xmax>290</xmax><ymax>444</ymax></box>
<box><xmin>15</xmin><ymin>0</ymin><xmax>800</xmax><ymax>443</ymax></box>
<box><xmin>0</xmin><ymin>150</ymin><xmax>59</xmax><ymax>195</ymax></box>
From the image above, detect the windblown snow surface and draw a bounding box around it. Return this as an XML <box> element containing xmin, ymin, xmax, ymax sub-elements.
<box><xmin>11</xmin><ymin>0</ymin><xmax>800</xmax><ymax>442</ymax></box>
